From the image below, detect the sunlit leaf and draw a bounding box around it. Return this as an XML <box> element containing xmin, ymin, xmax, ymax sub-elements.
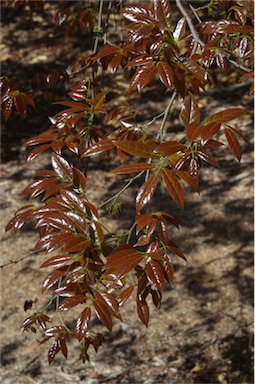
<box><xmin>109</xmin><ymin>163</ymin><xmax>155</xmax><ymax>175</ymax></box>
<box><xmin>114</xmin><ymin>140</ymin><xmax>158</xmax><ymax>159</ymax></box>
<box><xmin>136</xmin><ymin>295</ymin><xmax>149</xmax><ymax>327</ymax></box>
<box><xmin>180</xmin><ymin>94</ymin><xmax>200</xmax><ymax>128</ymax></box>
<box><xmin>204</xmin><ymin>108</ymin><xmax>244</xmax><ymax>125</ymax></box>
<box><xmin>145</xmin><ymin>259</ymin><xmax>165</xmax><ymax>289</ymax></box>
<box><xmin>75</xmin><ymin>307</ymin><xmax>91</xmax><ymax>342</ymax></box>
<box><xmin>136</xmin><ymin>174</ymin><xmax>159</xmax><ymax>212</ymax></box>
<box><xmin>51</xmin><ymin>153</ymin><xmax>73</xmax><ymax>184</ymax></box>
<box><xmin>161</xmin><ymin>168</ymin><xmax>184</xmax><ymax>208</ymax></box>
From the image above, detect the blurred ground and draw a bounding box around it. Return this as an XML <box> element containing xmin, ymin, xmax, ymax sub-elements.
<box><xmin>0</xmin><ymin>2</ymin><xmax>254</xmax><ymax>384</ymax></box>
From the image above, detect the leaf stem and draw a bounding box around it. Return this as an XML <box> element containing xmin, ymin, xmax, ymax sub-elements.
<box><xmin>98</xmin><ymin>171</ymin><xmax>144</xmax><ymax>209</ymax></box>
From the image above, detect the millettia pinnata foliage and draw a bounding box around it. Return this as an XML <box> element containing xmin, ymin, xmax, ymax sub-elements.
<box><xmin>3</xmin><ymin>0</ymin><xmax>253</xmax><ymax>364</ymax></box>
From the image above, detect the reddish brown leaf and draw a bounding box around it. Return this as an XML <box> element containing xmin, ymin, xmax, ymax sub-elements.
<box><xmin>51</xmin><ymin>153</ymin><xmax>73</xmax><ymax>184</ymax></box>
<box><xmin>48</xmin><ymin>340</ymin><xmax>60</xmax><ymax>364</ymax></box>
<box><xmin>114</xmin><ymin>140</ymin><xmax>158</xmax><ymax>159</ymax></box>
<box><xmin>129</xmin><ymin>65</ymin><xmax>157</xmax><ymax>93</ymax></box>
<box><xmin>40</xmin><ymin>255</ymin><xmax>72</xmax><ymax>269</ymax></box>
<box><xmin>42</xmin><ymin>267</ymin><xmax>68</xmax><ymax>293</ymax></box>
<box><xmin>136</xmin><ymin>214</ymin><xmax>157</xmax><ymax>235</ymax></box>
<box><xmin>27</xmin><ymin>144</ymin><xmax>52</xmax><ymax>162</ymax></box>
<box><xmin>109</xmin><ymin>163</ymin><xmax>155</xmax><ymax>175</ymax></box>
<box><xmin>136</xmin><ymin>295</ymin><xmax>149</xmax><ymax>327</ymax></box>
<box><xmin>95</xmin><ymin>292</ymin><xmax>121</xmax><ymax>320</ymax></box>
<box><xmin>59</xmin><ymin>295</ymin><xmax>86</xmax><ymax>311</ymax></box>
<box><xmin>204</xmin><ymin>108</ymin><xmax>244</xmax><ymax>125</ymax></box>
<box><xmin>106</xmin><ymin>249</ymin><xmax>140</xmax><ymax>269</ymax></box>
<box><xmin>93</xmin><ymin>301</ymin><xmax>112</xmax><ymax>331</ymax></box>
<box><xmin>60</xmin><ymin>190</ymin><xmax>86</xmax><ymax>215</ymax></box>
<box><xmin>118</xmin><ymin>286</ymin><xmax>134</xmax><ymax>307</ymax></box>
<box><xmin>154</xmin><ymin>211</ymin><xmax>179</xmax><ymax>228</ymax></box>
<box><xmin>200</xmin><ymin>123</ymin><xmax>221</xmax><ymax>141</ymax></box>
<box><xmin>186</xmin><ymin>122</ymin><xmax>202</xmax><ymax>143</ymax></box>
<box><xmin>136</xmin><ymin>174</ymin><xmax>159</xmax><ymax>212</ymax></box>
<box><xmin>121</xmin><ymin>5</ymin><xmax>154</xmax><ymax>24</ymax></box>
<box><xmin>197</xmin><ymin>151</ymin><xmax>219</xmax><ymax>167</ymax></box>
<box><xmin>163</xmin><ymin>255</ymin><xmax>174</xmax><ymax>283</ymax></box>
<box><xmin>154</xmin><ymin>0</ymin><xmax>172</xmax><ymax>31</ymax></box>
<box><xmin>155</xmin><ymin>141</ymin><xmax>185</xmax><ymax>156</ymax></box>
<box><xmin>167</xmin><ymin>240</ymin><xmax>186</xmax><ymax>261</ymax></box>
<box><xmin>224</xmin><ymin>128</ymin><xmax>242</xmax><ymax>161</ymax></box>
<box><xmin>158</xmin><ymin>221</ymin><xmax>169</xmax><ymax>244</ymax></box>
<box><xmin>173</xmin><ymin>17</ymin><xmax>186</xmax><ymax>41</ymax></box>
<box><xmin>145</xmin><ymin>259</ymin><xmax>165</xmax><ymax>289</ymax></box>
<box><xmin>161</xmin><ymin>168</ymin><xmax>184</xmax><ymax>208</ymax></box>
<box><xmin>189</xmin><ymin>158</ymin><xmax>199</xmax><ymax>191</ymax></box>
<box><xmin>157</xmin><ymin>62</ymin><xmax>174</xmax><ymax>90</ymax></box>
<box><xmin>106</xmin><ymin>249</ymin><xmax>144</xmax><ymax>279</ymax></box>
<box><xmin>75</xmin><ymin>307</ymin><xmax>91</xmax><ymax>342</ymax></box>
<box><xmin>81</xmin><ymin>140</ymin><xmax>115</xmax><ymax>157</ymax></box>
<box><xmin>180</xmin><ymin>94</ymin><xmax>200</xmax><ymax>128</ymax></box>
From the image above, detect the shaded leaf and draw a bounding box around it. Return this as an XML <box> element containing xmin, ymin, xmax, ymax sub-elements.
<box><xmin>93</xmin><ymin>301</ymin><xmax>112</xmax><ymax>331</ymax></box>
<box><xmin>224</xmin><ymin>127</ymin><xmax>241</xmax><ymax>161</ymax></box>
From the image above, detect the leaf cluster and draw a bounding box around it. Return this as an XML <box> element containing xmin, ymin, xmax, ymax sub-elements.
<box><xmin>4</xmin><ymin>0</ymin><xmax>253</xmax><ymax>364</ymax></box>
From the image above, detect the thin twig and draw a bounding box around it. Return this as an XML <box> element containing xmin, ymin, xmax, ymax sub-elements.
<box><xmin>0</xmin><ymin>252</ymin><xmax>36</xmax><ymax>269</ymax></box>
<box><xmin>229</xmin><ymin>59</ymin><xmax>252</xmax><ymax>73</ymax></box>
<box><xmin>175</xmin><ymin>0</ymin><xmax>204</xmax><ymax>52</ymax></box>
<box><xmin>98</xmin><ymin>171</ymin><xmax>144</xmax><ymax>209</ymax></box>
<box><xmin>144</xmin><ymin>91</ymin><xmax>177</xmax><ymax>182</ymax></box>
<box><xmin>157</xmin><ymin>90</ymin><xmax>177</xmax><ymax>141</ymax></box>
<box><xmin>189</xmin><ymin>4</ymin><xmax>202</xmax><ymax>23</ymax></box>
